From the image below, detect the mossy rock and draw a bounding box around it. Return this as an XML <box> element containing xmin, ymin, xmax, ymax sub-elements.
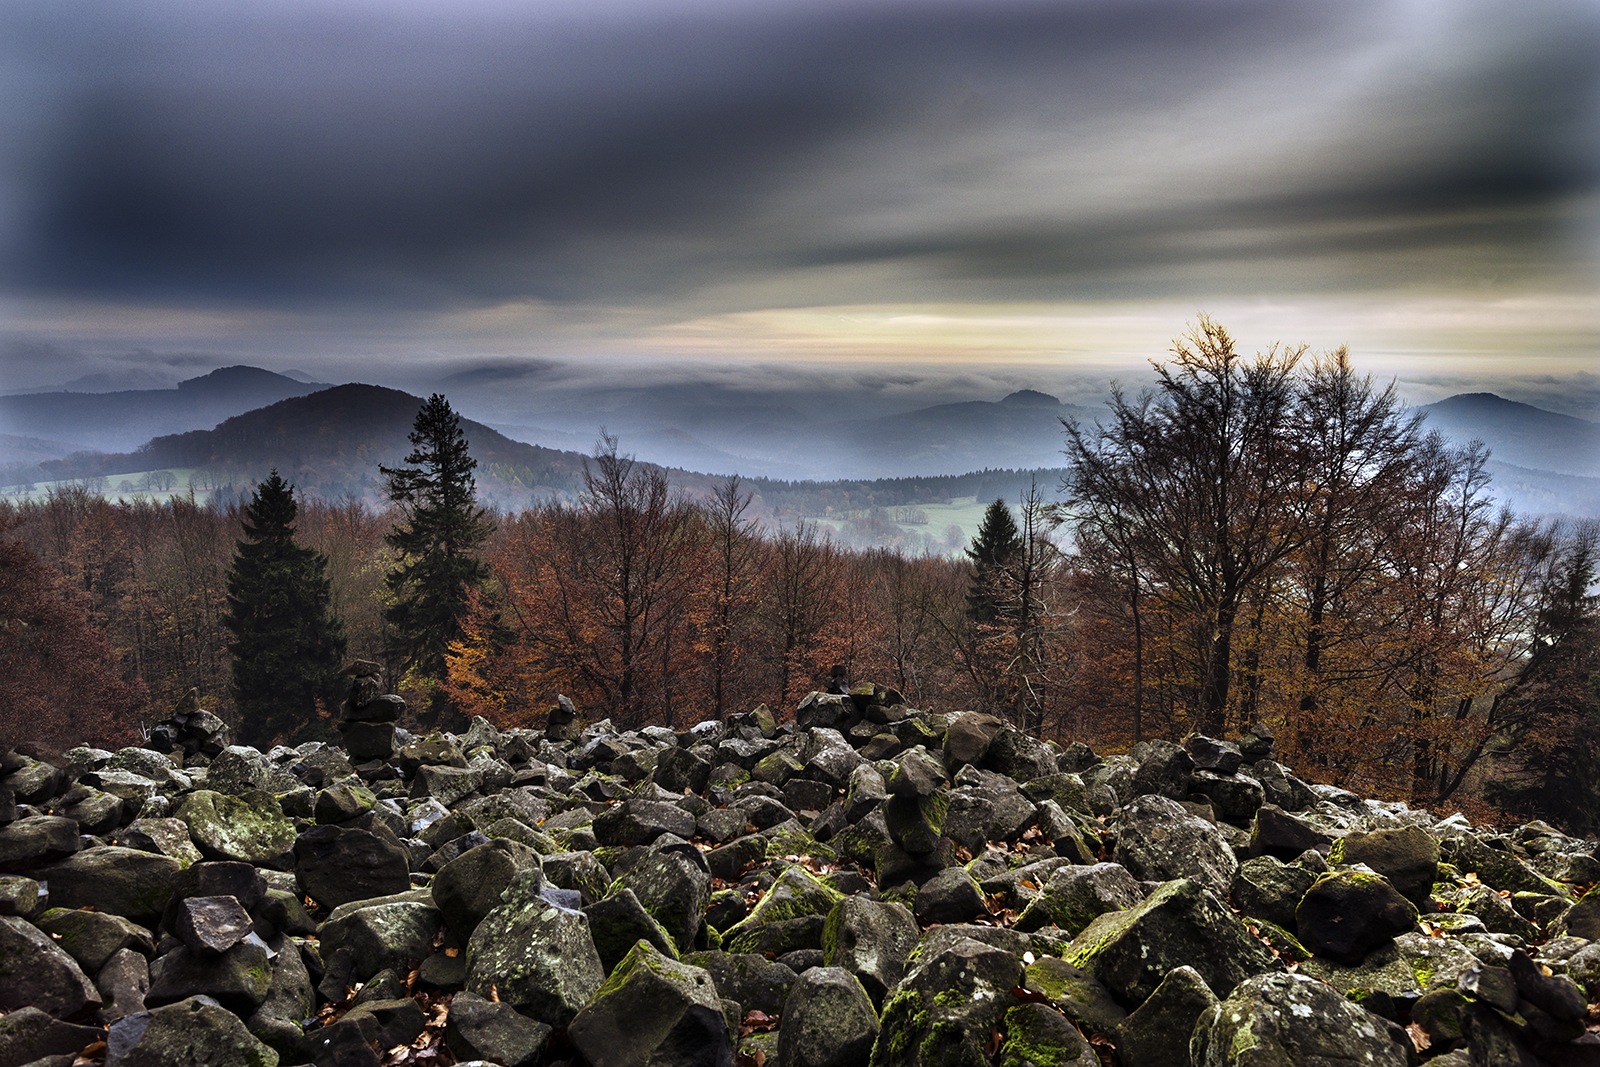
<box><xmin>568</xmin><ymin>940</ymin><xmax>729</xmax><ymax>1067</ymax></box>
<box><xmin>179</xmin><ymin>790</ymin><xmax>296</xmax><ymax>867</ymax></box>
<box><xmin>1065</xmin><ymin>877</ymin><xmax>1281</xmax><ymax>1004</ymax></box>
<box><xmin>721</xmin><ymin>865</ymin><xmax>844</xmax><ymax>951</ymax></box>
<box><xmin>1298</xmin><ymin>932</ymin><xmax>1480</xmax><ymax>998</ymax></box>
<box><xmin>870</xmin><ymin>938</ymin><xmax>1023</xmax><ymax>1067</ymax></box>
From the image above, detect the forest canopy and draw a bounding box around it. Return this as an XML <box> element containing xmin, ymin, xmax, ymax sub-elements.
<box><xmin>1</xmin><ymin>327</ymin><xmax>1595</xmax><ymax>829</ymax></box>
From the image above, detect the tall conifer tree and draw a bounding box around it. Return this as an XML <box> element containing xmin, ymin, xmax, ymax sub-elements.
<box><xmin>381</xmin><ymin>394</ymin><xmax>494</xmax><ymax>679</ymax></box>
<box><xmin>223</xmin><ymin>470</ymin><xmax>347</xmax><ymax>746</ymax></box>
<box><xmin>966</xmin><ymin>498</ymin><xmax>1023</xmax><ymax>622</ymax></box>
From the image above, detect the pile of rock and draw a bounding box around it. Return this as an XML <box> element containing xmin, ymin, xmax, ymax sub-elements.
<box><xmin>3</xmin><ymin>682</ymin><xmax>1600</xmax><ymax>1067</ymax></box>
<box><xmin>335</xmin><ymin>661</ymin><xmax>405</xmax><ymax>763</ymax></box>
<box><xmin>140</xmin><ymin>689</ymin><xmax>230</xmax><ymax>759</ymax></box>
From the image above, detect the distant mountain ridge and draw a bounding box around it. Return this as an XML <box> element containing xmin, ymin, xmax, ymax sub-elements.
<box><xmin>6</xmin><ymin>372</ymin><xmax>1597</xmax><ymax>519</ymax></box>
<box><xmin>567</xmin><ymin>388</ymin><xmax>1100</xmax><ymax>480</ymax></box>
<box><xmin>0</xmin><ymin>366</ymin><xmax>333</xmax><ymax>453</ymax></box>
<box><xmin>1420</xmin><ymin>393</ymin><xmax>1600</xmax><ymax>479</ymax></box>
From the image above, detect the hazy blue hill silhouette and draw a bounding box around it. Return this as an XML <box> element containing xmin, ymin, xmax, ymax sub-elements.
<box><xmin>1421</xmin><ymin>393</ymin><xmax>1600</xmax><ymax>478</ymax></box>
<box><xmin>135</xmin><ymin>383</ymin><xmax>593</xmax><ymax>505</ymax></box>
<box><xmin>0</xmin><ymin>366</ymin><xmax>332</xmax><ymax>453</ymax></box>
<box><xmin>725</xmin><ymin>390</ymin><xmax>1098</xmax><ymax>478</ymax></box>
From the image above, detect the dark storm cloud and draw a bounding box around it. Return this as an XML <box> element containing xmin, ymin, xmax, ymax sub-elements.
<box><xmin>3</xmin><ymin>0</ymin><xmax>1597</xmax><ymax>309</ymax></box>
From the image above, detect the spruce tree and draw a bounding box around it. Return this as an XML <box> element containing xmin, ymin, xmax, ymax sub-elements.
<box><xmin>223</xmin><ymin>470</ymin><xmax>347</xmax><ymax>746</ymax></box>
<box><xmin>966</xmin><ymin>497</ymin><xmax>1023</xmax><ymax>622</ymax></box>
<box><xmin>381</xmin><ymin>394</ymin><xmax>495</xmax><ymax>679</ymax></box>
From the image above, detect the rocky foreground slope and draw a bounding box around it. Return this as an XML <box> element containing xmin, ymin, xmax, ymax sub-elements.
<box><xmin>4</xmin><ymin>677</ymin><xmax>1600</xmax><ymax>1067</ymax></box>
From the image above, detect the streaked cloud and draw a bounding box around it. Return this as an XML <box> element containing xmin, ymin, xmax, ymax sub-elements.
<box><xmin>0</xmin><ymin>0</ymin><xmax>1595</xmax><ymax>414</ymax></box>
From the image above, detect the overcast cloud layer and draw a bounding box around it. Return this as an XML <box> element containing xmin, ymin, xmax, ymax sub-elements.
<box><xmin>1</xmin><ymin>0</ymin><xmax>1598</xmax><ymax>422</ymax></box>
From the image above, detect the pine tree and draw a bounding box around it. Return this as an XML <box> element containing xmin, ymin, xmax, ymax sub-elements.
<box><xmin>965</xmin><ymin>498</ymin><xmax>1023</xmax><ymax>622</ymax></box>
<box><xmin>223</xmin><ymin>471</ymin><xmax>347</xmax><ymax>747</ymax></box>
<box><xmin>381</xmin><ymin>394</ymin><xmax>495</xmax><ymax>680</ymax></box>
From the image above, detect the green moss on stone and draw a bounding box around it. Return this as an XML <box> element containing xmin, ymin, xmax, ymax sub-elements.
<box><xmin>998</xmin><ymin>1006</ymin><xmax>1078</xmax><ymax>1066</ymax></box>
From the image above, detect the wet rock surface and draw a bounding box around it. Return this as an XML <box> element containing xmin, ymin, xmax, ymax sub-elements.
<box><xmin>6</xmin><ymin>680</ymin><xmax>1599</xmax><ymax>1067</ymax></box>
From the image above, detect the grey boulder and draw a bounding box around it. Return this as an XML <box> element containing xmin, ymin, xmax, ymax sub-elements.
<box><xmin>1191</xmin><ymin>972</ymin><xmax>1412</xmax><ymax>1067</ymax></box>
<box><xmin>568</xmin><ymin>939</ymin><xmax>732</xmax><ymax>1067</ymax></box>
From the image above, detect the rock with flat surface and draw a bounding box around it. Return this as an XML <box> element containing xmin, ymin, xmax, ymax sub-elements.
<box><xmin>0</xmin><ymin>914</ymin><xmax>101</xmax><ymax>1017</ymax></box>
<box><xmin>445</xmin><ymin>991</ymin><xmax>552</xmax><ymax>1067</ymax></box>
<box><xmin>292</xmin><ymin>823</ymin><xmax>411</xmax><ymax>911</ymax></box>
<box><xmin>1113</xmin><ymin>794</ymin><xmax>1238</xmax><ymax>897</ymax></box>
<box><xmin>1115</xmin><ymin>965</ymin><xmax>1218</xmax><ymax>1067</ymax></box>
<box><xmin>178</xmin><ymin>791</ymin><xmax>295</xmax><ymax>868</ymax></box>
<box><xmin>173</xmin><ymin>896</ymin><xmax>253</xmax><ymax>956</ymax></box>
<box><xmin>1295</xmin><ymin>870</ymin><xmax>1418</xmax><ymax>965</ymax></box>
<box><xmin>1191</xmin><ymin>972</ymin><xmax>1411</xmax><ymax>1067</ymax></box>
<box><xmin>1067</xmin><ymin>877</ymin><xmax>1282</xmax><ymax>1003</ymax></box>
<box><xmin>870</xmin><ymin>937</ymin><xmax>1023</xmax><ymax>1067</ymax></box>
<box><xmin>107</xmin><ymin>995</ymin><xmax>279</xmax><ymax>1067</ymax></box>
<box><xmin>465</xmin><ymin>871</ymin><xmax>604</xmax><ymax>1027</ymax></box>
<box><xmin>569</xmin><ymin>940</ymin><xmax>732</xmax><ymax>1067</ymax></box>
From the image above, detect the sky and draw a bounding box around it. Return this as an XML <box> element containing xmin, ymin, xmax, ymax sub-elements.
<box><xmin>2</xmin><ymin>0</ymin><xmax>1598</xmax><ymax>425</ymax></box>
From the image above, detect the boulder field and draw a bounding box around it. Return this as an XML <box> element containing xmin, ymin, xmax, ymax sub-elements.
<box><xmin>3</xmin><ymin>681</ymin><xmax>1600</xmax><ymax>1067</ymax></box>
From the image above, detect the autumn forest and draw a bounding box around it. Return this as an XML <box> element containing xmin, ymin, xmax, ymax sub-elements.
<box><xmin>3</xmin><ymin>320</ymin><xmax>1597</xmax><ymax>833</ymax></box>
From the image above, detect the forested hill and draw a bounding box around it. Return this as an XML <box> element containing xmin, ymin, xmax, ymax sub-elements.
<box><xmin>133</xmin><ymin>383</ymin><xmax>593</xmax><ymax>507</ymax></box>
<box><xmin>0</xmin><ymin>365</ymin><xmax>332</xmax><ymax>453</ymax></box>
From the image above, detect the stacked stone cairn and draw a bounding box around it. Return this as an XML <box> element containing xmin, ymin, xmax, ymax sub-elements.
<box><xmin>336</xmin><ymin>661</ymin><xmax>406</xmax><ymax>764</ymax></box>
<box><xmin>4</xmin><ymin>681</ymin><xmax>1600</xmax><ymax>1067</ymax></box>
<box><xmin>141</xmin><ymin>689</ymin><xmax>231</xmax><ymax>760</ymax></box>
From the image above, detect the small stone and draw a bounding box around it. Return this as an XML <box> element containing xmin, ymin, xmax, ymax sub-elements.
<box><xmin>174</xmin><ymin>896</ymin><xmax>254</xmax><ymax>956</ymax></box>
<box><xmin>445</xmin><ymin>992</ymin><xmax>552</xmax><ymax>1067</ymax></box>
<box><xmin>913</xmin><ymin>866</ymin><xmax>990</xmax><ymax>925</ymax></box>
